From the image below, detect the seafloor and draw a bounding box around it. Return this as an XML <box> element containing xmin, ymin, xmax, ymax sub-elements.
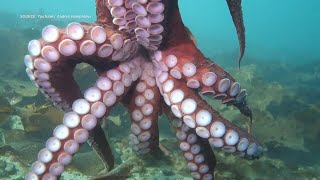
<box><xmin>0</xmin><ymin>12</ymin><xmax>320</xmax><ymax>180</ymax></box>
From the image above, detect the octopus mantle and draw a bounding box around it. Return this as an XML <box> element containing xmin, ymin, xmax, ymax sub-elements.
<box><xmin>23</xmin><ymin>0</ymin><xmax>263</xmax><ymax>179</ymax></box>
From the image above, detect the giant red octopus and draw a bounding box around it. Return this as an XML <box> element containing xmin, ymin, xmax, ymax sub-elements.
<box><xmin>24</xmin><ymin>0</ymin><xmax>263</xmax><ymax>179</ymax></box>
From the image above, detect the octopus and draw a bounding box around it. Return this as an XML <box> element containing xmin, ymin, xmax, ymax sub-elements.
<box><xmin>23</xmin><ymin>0</ymin><xmax>263</xmax><ymax>179</ymax></box>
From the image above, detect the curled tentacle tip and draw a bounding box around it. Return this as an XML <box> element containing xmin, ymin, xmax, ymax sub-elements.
<box><xmin>238</xmin><ymin>53</ymin><xmax>244</xmax><ymax>69</ymax></box>
<box><xmin>237</xmin><ymin>38</ymin><xmax>245</xmax><ymax>69</ymax></box>
<box><xmin>248</xmin><ymin>116</ymin><xmax>253</xmax><ymax>134</ymax></box>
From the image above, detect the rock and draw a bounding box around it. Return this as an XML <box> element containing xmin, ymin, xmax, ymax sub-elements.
<box><xmin>0</xmin><ymin>151</ymin><xmax>28</xmax><ymax>179</ymax></box>
<box><xmin>9</xmin><ymin>115</ymin><xmax>24</xmax><ymax>130</ymax></box>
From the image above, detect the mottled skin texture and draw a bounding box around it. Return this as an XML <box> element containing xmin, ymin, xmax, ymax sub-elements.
<box><xmin>24</xmin><ymin>0</ymin><xmax>262</xmax><ymax>179</ymax></box>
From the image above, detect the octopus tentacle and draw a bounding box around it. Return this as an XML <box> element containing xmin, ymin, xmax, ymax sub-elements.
<box><xmin>156</xmin><ymin>0</ymin><xmax>251</xmax><ymax>116</ymax></box>
<box><xmin>24</xmin><ymin>22</ymin><xmax>141</xmax><ymax>173</ymax></box>
<box><xmin>152</xmin><ymin>42</ymin><xmax>252</xmax><ymax>120</ymax></box>
<box><xmin>25</xmin><ymin>22</ymin><xmax>139</xmax><ymax>110</ymax></box>
<box><xmin>101</xmin><ymin>0</ymin><xmax>169</xmax><ymax>50</ymax></box>
<box><xmin>163</xmin><ymin>104</ymin><xmax>215</xmax><ymax>180</ymax></box>
<box><xmin>155</xmin><ymin>0</ymin><xmax>252</xmax><ymax>118</ymax></box>
<box><xmin>226</xmin><ymin>0</ymin><xmax>246</xmax><ymax>67</ymax></box>
<box><xmin>155</xmin><ymin>69</ymin><xmax>263</xmax><ymax>159</ymax></box>
<box><xmin>25</xmin><ymin>61</ymin><xmax>141</xmax><ymax>179</ymax></box>
<box><xmin>123</xmin><ymin>62</ymin><xmax>161</xmax><ymax>154</ymax></box>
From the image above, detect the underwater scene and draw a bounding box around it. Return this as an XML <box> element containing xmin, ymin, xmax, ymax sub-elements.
<box><xmin>0</xmin><ymin>0</ymin><xmax>319</xmax><ymax>179</ymax></box>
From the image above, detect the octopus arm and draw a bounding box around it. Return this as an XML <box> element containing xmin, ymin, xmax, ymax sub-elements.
<box><xmin>226</xmin><ymin>0</ymin><xmax>246</xmax><ymax>67</ymax></box>
<box><xmin>155</xmin><ymin>69</ymin><xmax>263</xmax><ymax>160</ymax></box>
<box><xmin>163</xmin><ymin>103</ymin><xmax>215</xmax><ymax>180</ymax></box>
<box><xmin>24</xmin><ymin>22</ymin><xmax>143</xmax><ymax>174</ymax></box>
<box><xmin>25</xmin><ymin>22</ymin><xmax>140</xmax><ymax>109</ymax></box>
<box><xmin>155</xmin><ymin>41</ymin><xmax>252</xmax><ymax>119</ymax></box>
<box><xmin>123</xmin><ymin>62</ymin><xmax>162</xmax><ymax>154</ymax></box>
<box><xmin>24</xmin><ymin>55</ymin><xmax>143</xmax><ymax>179</ymax></box>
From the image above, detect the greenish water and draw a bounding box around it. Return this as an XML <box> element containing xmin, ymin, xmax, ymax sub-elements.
<box><xmin>1</xmin><ymin>0</ymin><xmax>319</xmax><ymax>61</ymax></box>
<box><xmin>0</xmin><ymin>1</ymin><xmax>319</xmax><ymax>179</ymax></box>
